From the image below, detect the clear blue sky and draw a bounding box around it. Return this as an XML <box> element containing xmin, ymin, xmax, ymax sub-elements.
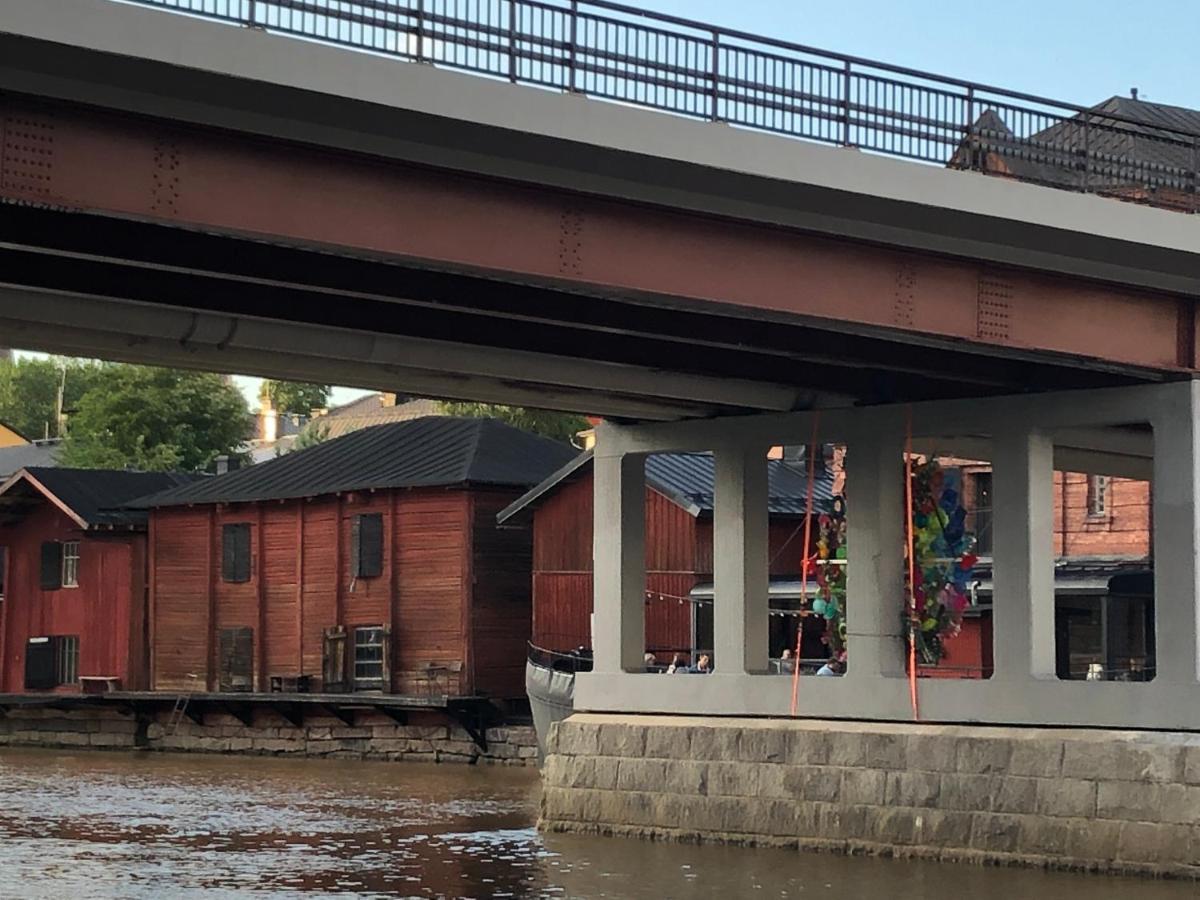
<box><xmin>641</xmin><ymin>0</ymin><xmax>1199</xmax><ymax>111</ymax></box>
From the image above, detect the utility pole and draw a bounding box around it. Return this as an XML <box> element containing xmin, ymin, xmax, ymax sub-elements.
<box><xmin>55</xmin><ymin>363</ymin><xmax>67</xmax><ymax>438</ymax></box>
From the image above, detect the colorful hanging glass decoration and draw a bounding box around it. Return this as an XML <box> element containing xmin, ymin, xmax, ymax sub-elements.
<box><xmin>812</xmin><ymin>495</ymin><xmax>848</xmax><ymax>657</ymax></box>
<box><xmin>904</xmin><ymin>460</ymin><xmax>978</xmax><ymax>665</ymax></box>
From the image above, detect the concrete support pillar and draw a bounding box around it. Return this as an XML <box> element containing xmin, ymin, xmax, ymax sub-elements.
<box><xmin>845</xmin><ymin>424</ymin><xmax>906</xmax><ymax>680</ymax></box>
<box><xmin>592</xmin><ymin>449</ymin><xmax>646</xmax><ymax>673</ymax></box>
<box><xmin>713</xmin><ymin>446</ymin><xmax>770</xmax><ymax>674</ymax></box>
<box><xmin>1152</xmin><ymin>381</ymin><xmax>1200</xmax><ymax>685</ymax></box>
<box><xmin>991</xmin><ymin>430</ymin><xmax>1056</xmax><ymax>679</ymax></box>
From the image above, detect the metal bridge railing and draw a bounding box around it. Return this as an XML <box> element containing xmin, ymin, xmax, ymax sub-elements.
<box><xmin>120</xmin><ymin>0</ymin><xmax>1199</xmax><ymax>213</ymax></box>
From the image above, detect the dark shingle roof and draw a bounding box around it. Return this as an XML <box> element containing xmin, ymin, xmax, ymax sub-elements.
<box><xmin>139</xmin><ymin>417</ymin><xmax>578</xmax><ymax>507</ymax></box>
<box><xmin>2</xmin><ymin>467</ymin><xmax>197</xmax><ymax>528</ymax></box>
<box><xmin>497</xmin><ymin>450</ymin><xmax>837</xmax><ymax>525</ymax></box>
<box><xmin>965</xmin><ymin>96</ymin><xmax>1200</xmax><ymax>198</ymax></box>
<box><xmin>0</xmin><ymin>442</ymin><xmax>60</xmax><ymax>479</ymax></box>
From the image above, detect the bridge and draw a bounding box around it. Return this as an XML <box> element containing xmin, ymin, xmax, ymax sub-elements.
<box><xmin>3</xmin><ymin>0</ymin><xmax>1200</xmax><ymax>731</ymax></box>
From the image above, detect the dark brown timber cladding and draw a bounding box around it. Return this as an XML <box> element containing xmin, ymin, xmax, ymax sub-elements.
<box><xmin>470</xmin><ymin>490</ymin><xmax>536</xmax><ymax>700</ymax></box>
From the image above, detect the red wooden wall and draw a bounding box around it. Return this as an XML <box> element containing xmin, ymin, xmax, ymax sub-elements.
<box><xmin>530</xmin><ymin>470</ymin><xmax>815</xmax><ymax>656</ymax></box>
<box><xmin>0</xmin><ymin>502</ymin><xmax>146</xmax><ymax>693</ymax></box>
<box><xmin>150</xmin><ymin>486</ymin><xmax>529</xmax><ymax>699</ymax></box>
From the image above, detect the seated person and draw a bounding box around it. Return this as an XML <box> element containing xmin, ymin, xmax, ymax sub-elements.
<box><xmin>816</xmin><ymin>656</ymin><xmax>845</xmax><ymax>677</ymax></box>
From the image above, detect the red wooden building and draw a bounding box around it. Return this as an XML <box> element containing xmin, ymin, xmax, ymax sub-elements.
<box><xmin>138</xmin><ymin>417</ymin><xmax>575</xmax><ymax>700</ymax></box>
<box><xmin>498</xmin><ymin>450</ymin><xmax>838</xmax><ymax>665</ymax></box>
<box><xmin>0</xmin><ymin>467</ymin><xmax>193</xmax><ymax>693</ymax></box>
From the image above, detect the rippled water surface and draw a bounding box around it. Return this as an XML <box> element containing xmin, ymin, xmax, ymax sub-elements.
<box><xmin>0</xmin><ymin>748</ymin><xmax>1194</xmax><ymax>899</ymax></box>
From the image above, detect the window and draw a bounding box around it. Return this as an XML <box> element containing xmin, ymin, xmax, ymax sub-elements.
<box><xmin>1087</xmin><ymin>475</ymin><xmax>1111</xmax><ymax>518</ymax></box>
<box><xmin>353</xmin><ymin>625</ymin><xmax>388</xmax><ymax>690</ymax></box>
<box><xmin>221</xmin><ymin>524</ymin><xmax>252</xmax><ymax>582</ymax></box>
<box><xmin>61</xmin><ymin>541</ymin><xmax>80</xmax><ymax>588</ymax></box>
<box><xmin>25</xmin><ymin>635</ymin><xmax>78</xmax><ymax>689</ymax></box>
<box><xmin>57</xmin><ymin>636</ymin><xmax>79</xmax><ymax>685</ymax></box>
<box><xmin>351</xmin><ymin>514</ymin><xmax>384</xmax><ymax>579</ymax></box>
<box><xmin>973</xmin><ymin>473</ymin><xmax>993</xmax><ymax>556</ymax></box>
<box><xmin>39</xmin><ymin>542</ymin><xmax>79</xmax><ymax>590</ymax></box>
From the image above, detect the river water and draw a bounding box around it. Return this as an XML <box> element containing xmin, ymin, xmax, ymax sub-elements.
<box><xmin>0</xmin><ymin>748</ymin><xmax>1193</xmax><ymax>899</ymax></box>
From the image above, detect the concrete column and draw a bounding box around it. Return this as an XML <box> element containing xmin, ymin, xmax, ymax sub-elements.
<box><xmin>592</xmin><ymin>449</ymin><xmax>646</xmax><ymax>673</ymax></box>
<box><xmin>991</xmin><ymin>430</ymin><xmax>1055</xmax><ymax>679</ymax></box>
<box><xmin>713</xmin><ymin>446</ymin><xmax>769</xmax><ymax>674</ymax></box>
<box><xmin>845</xmin><ymin>424</ymin><xmax>906</xmax><ymax>680</ymax></box>
<box><xmin>1152</xmin><ymin>381</ymin><xmax>1199</xmax><ymax>685</ymax></box>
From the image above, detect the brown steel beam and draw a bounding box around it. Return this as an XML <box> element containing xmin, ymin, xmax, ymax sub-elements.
<box><xmin>0</xmin><ymin>94</ymin><xmax>1190</xmax><ymax>381</ymax></box>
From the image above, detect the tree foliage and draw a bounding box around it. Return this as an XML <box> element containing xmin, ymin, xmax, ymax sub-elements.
<box><xmin>0</xmin><ymin>356</ymin><xmax>107</xmax><ymax>441</ymax></box>
<box><xmin>437</xmin><ymin>402</ymin><xmax>588</xmax><ymax>444</ymax></box>
<box><xmin>60</xmin><ymin>366</ymin><xmax>252</xmax><ymax>472</ymax></box>
<box><xmin>259</xmin><ymin>379</ymin><xmax>331</xmax><ymax>416</ymax></box>
<box><xmin>288</xmin><ymin>419</ymin><xmax>331</xmax><ymax>454</ymax></box>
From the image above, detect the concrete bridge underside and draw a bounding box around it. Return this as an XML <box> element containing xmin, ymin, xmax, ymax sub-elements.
<box><xmin>3</xmin><ymin>0</ymin><xmax>1200</xmax><ymax>421</ymax></box>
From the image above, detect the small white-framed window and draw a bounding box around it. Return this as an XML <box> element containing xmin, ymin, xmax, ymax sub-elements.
<box><xmin>61</xmin><ymin>540</ymin><xmax>80</xmax><ymax>588</ymax></box>
<box><xmin>57</xmin><ymin>635</ymin><xmax>79</xmax><ymax>685</ymax></box>
<box><xmin>1086</xmin><ymin>475</ymin><xmax>1111</xmax><ymax>518</ymax></box>
<box><xmin>353</xmin><ymin>625</ymin><xmax>387</xmax><ymax>690</ymax></box>
<box><xmin>61</xmin><ymin>541</ymin><xmax>80</xmax><ymax>588</ymax></box>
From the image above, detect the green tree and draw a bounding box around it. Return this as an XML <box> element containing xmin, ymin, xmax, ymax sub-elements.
<box><xmin>259</xmin><ymin>379</ymin><xmax>331</xmax><ymax>416</ymax></box>
<box><xmin>60</xmin><ymin>366</ymin><xmax>252</xmax><ymax>472</ymax></box>
<box><xmin>0</xmin><ymin>356</ymin><xmax>107</xmax><ymax>440</ymax></box>
<box><xmin>285</xmin><ymin>419</ymin><xmax>330</xmax><ymax>454</ymax></box>
<box><xmin>437</xmin><ymin>402</ymin><xmax>588</xmax><ymax>444</ymax></box>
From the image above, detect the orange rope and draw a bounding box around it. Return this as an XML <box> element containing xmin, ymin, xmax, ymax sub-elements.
<box><xmin>790</xmin><ymin>412</ymin><xmax>820</xmax><ymax>716</ymax></box>
<box><xmin>904</xmin><ymin>406</ymin><xmax>920</xmax><ymax>721</ymax></box>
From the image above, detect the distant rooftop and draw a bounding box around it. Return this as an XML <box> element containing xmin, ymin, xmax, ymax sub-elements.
<box><xmin>0</xmin><ymin>441</ymin><xmax>60</xmax><ymax>480</ymax></box>
<box><xmin>498</xmin><ymin>450</ymin><xmax>837</xmax><ymax>526</ymax></box>
<box><xmin>0</xmin><ymin>466</ymin><xmax>196</xmax><ymax>528</ymax></box>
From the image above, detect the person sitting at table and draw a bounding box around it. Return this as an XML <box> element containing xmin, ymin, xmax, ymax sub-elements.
<box><xmin>816</xmin><ymin>656</ymin><xmax>844</xmax><ymax>677</ymax></box>
<box><xmin>689</xmin><ymin>653</ymin><xmax>712</xmax><ymax>674</ymax></box>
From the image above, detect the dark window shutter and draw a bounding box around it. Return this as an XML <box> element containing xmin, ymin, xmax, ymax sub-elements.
<box><xmin>24</xmin><ymin>638</ymin><xmax>56</xmax><ymax>689</ymax></box>
<box><xmin>352</xmin><ymin>514</ymin><xmax>384</xmax><ymax>578</ymax></box>
<box><xmin>40</xmin><ymin>542</ymin><xmax>62</xmax><ymax>590</ymax></box>
<box><xmin>222</xmin><ymin>524</ymin><xmax>251</xmax><ymax>583</ymax></box>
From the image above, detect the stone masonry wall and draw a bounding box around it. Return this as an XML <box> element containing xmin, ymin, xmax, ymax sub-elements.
<box><xmin>540</xmin><ymin>713</ymin><xmax>1200</xmax><ymax>878</ymax></box>
<box><xmin>0</xmin><ymin>706</ymin><xmax>538</xmax><ymax>765</ymax></box>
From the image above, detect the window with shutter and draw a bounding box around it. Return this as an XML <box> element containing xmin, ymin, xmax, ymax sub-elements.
<box><xmin>40</xmin><ymin>542</ymin><xmax>63</xmax><ymax>590</ymax></box>
<box><xmin>351</xmin><ymin>513</ymin><xmax>384</xmax><ymax>578</ymax></box>
<box><xmin>221</xmin><ymin>524</ymin><xmax>252</xmax><ymax>583</ymax></box>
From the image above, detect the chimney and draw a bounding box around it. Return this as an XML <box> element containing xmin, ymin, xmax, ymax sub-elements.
<box><xmin>380</xmin><ymin>392</ymin><xmax>397</xmax><ymax>408</ymax></box>
<box><xmin>213</xmin><ymin>455</ymin><xmax>241</xmax><ymax>475</ymax></box>
<box><xmin>1131</xmin><ymin>87</ymin><xmax>1139</xmax><ymax>101</ymax></box>
<box><xmin>258</xmin><ymin>394</ymin><xmax>278</xmax><ymax>443</ymax></box>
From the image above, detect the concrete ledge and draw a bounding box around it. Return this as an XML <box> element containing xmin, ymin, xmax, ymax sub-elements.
<box><xmin>540</xmin><ymin>714</ymin><xmax>1200</xmax><ymax>879</ymax></box>
<box><xmin>0</xmin><ymin>706</ymin><xmax>538</xmax><ymax>766</ymax></box>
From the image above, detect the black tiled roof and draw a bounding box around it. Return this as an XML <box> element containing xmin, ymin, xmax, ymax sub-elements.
<box><xmin>497</xmin><ymin>450</ymin><xmax>837</xmax><ymax>525</ymax></box>
<box><xmin>9</xmin><ymin>467</ymin><xmax>196</xmax><ymax>527</ymax></box>
<box><xmin>137</xmin><ymin>417</ymin><xmax>578</xmax><ymax>507</ymax></box>
<box><xmin>967</xmin><ymin>96</ymin><xmax>1200</xmax><ymax>194</ymax></box>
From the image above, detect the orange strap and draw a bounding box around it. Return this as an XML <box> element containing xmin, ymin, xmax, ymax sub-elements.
<box><xmin>790</xmin><ymin>412</ymin><xmax>820</xmax><ymax>716</ymax></box>
<box><xmin>904</xmin><ymin>407</ymin><xmax>920</xmax><ymax>721</ymax></box>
